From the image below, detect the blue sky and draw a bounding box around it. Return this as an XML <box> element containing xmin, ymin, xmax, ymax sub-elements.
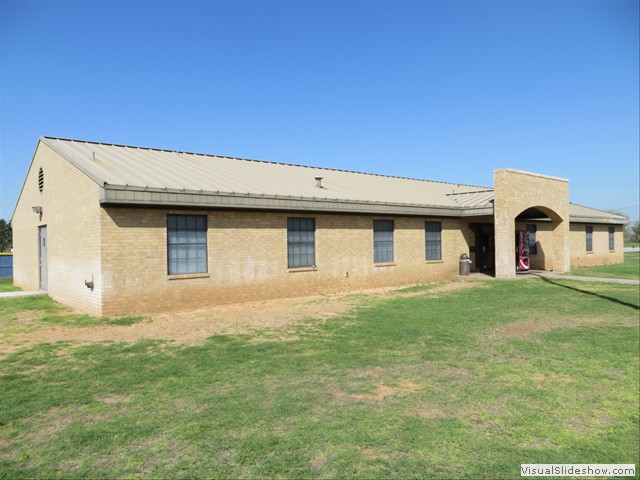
<box><xmin>1</xmin><ymin>0</ymin><xmax>638</xmax><ymax>222</ymax></box>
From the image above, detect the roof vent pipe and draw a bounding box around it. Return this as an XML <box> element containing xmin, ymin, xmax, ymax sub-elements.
<box><xmin>315</xmin><ymin>176</ymin><xmax>323</xmax><ymax>188</ymax></box>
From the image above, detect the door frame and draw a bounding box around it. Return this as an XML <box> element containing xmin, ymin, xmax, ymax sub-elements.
<box><xmin>39</xmin><ymin>225</ymin><xmax>48</xmax><ymax>291</ymax></box>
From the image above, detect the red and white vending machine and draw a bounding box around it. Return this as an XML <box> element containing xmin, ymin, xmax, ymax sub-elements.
<box><xmin>516</xmin><ymin>230</ymin><xmax>530</xmax><ymax>272</ymax></box>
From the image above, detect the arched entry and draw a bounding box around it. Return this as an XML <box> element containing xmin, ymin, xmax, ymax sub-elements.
<box><xmin>493</xmin><ymin>169</ymin><xmax>570</xmax><ymax>279</ymax></box>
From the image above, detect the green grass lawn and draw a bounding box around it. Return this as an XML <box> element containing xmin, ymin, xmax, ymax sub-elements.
<box><xmin>0</xmin><ymin>278</ymin><xmax>21</xmax><ymax>293</ymax></box>
<box><xmin>567</xmin><ymin>252</ymin><xmax>639</xmax><ymax>280</ymax></box>
<box><xmin>1</xmin><ymin>278</ymin><xmax>638</xmax><ymax>479</ymax></box>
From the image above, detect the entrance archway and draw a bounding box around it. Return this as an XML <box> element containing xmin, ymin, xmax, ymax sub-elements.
<box><xmin>493</xmin><ymin>169</ymin><xmax>570</xmax><ymax>279</ymax></box>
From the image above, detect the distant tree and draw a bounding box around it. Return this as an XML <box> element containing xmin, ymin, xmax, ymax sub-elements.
<box><xmin>0</xmin><ymin>219</ymin><xmax>11</xmax><ymax>252</ymax></box>
<box><xmin>623</xmin><ymin>222</ymin><xmax>633</xmax><ymax>243</ymax></box>
<box><xmin>607</xmin><ymin>210</ymin><xmax>637</xmax><ymax>244</ymax></box>
<box><xmin>632</xmin><ymin>220</ymin><xmax>640</xmax><ymax>244</ymax></box>
<box><xmin>621</xmin><ymin>220</ymin><xmax>639</xmax><ymax>244</ymax></box>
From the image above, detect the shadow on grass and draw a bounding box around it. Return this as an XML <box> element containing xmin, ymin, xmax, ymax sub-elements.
<box><xmin>533</xmin><ymin>274</ymin><xmax>640</xmax><ymax>311</ymax></box>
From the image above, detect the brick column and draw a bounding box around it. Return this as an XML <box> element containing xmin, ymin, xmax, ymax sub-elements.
<box><xmin>552</xmin><ymin>220</ymin><xmax>571</xmax><ymax>273</ymax></box>
<box><xmin>494</xmin><ymin>208</ymin><xmax>516</xmax><ymax>279</ymax></box>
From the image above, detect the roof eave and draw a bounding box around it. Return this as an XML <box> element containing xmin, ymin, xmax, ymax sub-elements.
<box><xmin>568</xmin><ymin>215</ymin><xmax>628</xmax><ymax>225</ymax></box>
<box><xmin>99</xmin><ymin>184</ymin><xmax>492</xmax><ymax>217</ymax></box>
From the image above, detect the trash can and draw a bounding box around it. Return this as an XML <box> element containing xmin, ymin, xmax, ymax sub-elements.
<box><xmin>459</xmin><ymin>253</ymin><xmax>472</xmax><ymax>276</ymax></box>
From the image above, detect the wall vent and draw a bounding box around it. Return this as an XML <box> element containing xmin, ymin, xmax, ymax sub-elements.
<box><xmin>38</xmin><ymin>167</ymin><xmax>44</xmax><ymax>193</ymax></box>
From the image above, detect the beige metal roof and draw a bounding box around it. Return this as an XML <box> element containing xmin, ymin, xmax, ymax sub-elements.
<box><xmin>41</xmin><ymin>136</ymin><xmax>494</xmax><ymax>215</ymax></box>
<box><xmin>568</xmin><ymin>203</ymin><xmax>628</xmax><ymax>224</ymax></box>
<box><xmin>447</xmin><ymin>189</ymin><xmax>495</xmax><ymax>207</ymax></box>
<box><xmin>38</xmin><ymin>137</ymin><xmax>627</xmax><ymax>223</ymax></box>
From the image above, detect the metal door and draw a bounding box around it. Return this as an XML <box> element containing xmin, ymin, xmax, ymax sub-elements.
<box><xmin>473</xmin><ymin>224</ymin><xmax>495</xmax><ymax>272</ymax></box>
<box><xmin>39</xmin><ymin>226</ymin><xmax>47</xmax><ymax>290</ymax></box>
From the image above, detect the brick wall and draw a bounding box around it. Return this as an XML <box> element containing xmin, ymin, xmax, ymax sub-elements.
<box><xmin>100</xmin><ymin>208</ymin><xmax>472</xmax><ymax>315</ymax></box>
<box><xmin>569</xmin><ymin>223</ymin><xmax>624</xmax><ymax>266</ymax></box>
<box><xmin>12</xmin><ymin>142</ymin><xmax>103</xmax><ymax>314</ymax></box>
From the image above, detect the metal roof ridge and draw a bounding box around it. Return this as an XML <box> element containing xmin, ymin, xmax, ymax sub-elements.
<box><xmin>40</xmin><ymin>136</ymin><xmax>491</xmax><ymax>190</ymax></box>
<box><xmin>446</xmin><ymin>189</ymin><xmax>494</xmax><ymax>196</ymax></box>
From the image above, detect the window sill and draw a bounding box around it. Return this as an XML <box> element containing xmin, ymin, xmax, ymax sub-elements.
<box><xmin>586</xmin><ymin>252</ymin><xmax>593</xmax><ymax>255</ymax></box>
<box><xmin>168</xmin><ymin>273</ymin><xmax>210</xmax><ymax>280</ymax></box>
<box><xmin>374</xmin><ymin>262</ymin><xmax>396</xmax><ymax>267</ymax></box>
<box><xmin>288</xmin><ymin>266</ymin><xmax>318</xmax><ymax>273</ymax></box>
<box><xmin>425</xmin><ymin>259</ymin><xmax>443</xmax><ymax>264</ymax></box>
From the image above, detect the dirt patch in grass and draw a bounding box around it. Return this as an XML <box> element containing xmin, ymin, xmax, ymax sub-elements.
<box><xmin>395</xmin><ymin>281</ymin><xmax>489</xmax><ymax>298</ymax></box>
<box><xmin>4</xmin><ymin>282</ymin><xmax>491</xmax><ymax>352</ymax></box>
<box><xmin>249</xmin><ymin>334</ymin><xmax>301</xmax><ymax>344</ymax></box>
<box><xmin>411</xmin><ymin>403</ymin><xmax>505</xmax><ymax>422</ymax></box>
<box><xmin>9</xmin><ymin>311</ymin><xmax>43</xmax><ymax>322</ymax></box>
<box><xmin>361</xmin><ymin>447</ymin><xmax>391</xmax><ymax>460</ymax></box>
<box><xmin>423</xmin><ymin>281</ymin><xmax>489</xmax><ymax>296</ymax></box>
<box><xmin>310</xmin><ymin>452</ymin><xmax>329</xmax><ymax>470</ymax></box>
<box><xmin>530</xmin><ymin>373</ymin><xmax>573</xmax><ymax>383</ymax></box>
<box><xmin>416</xmin><ymin>407</ymin><xmax>446</xmax><ymax>419</ymax></box>
<box><xmin>440</xmin><ymin>367</ymin><xmax>471</xmax><ymax>377</ymax></box>
<box><xmin>0</xmin><ymin>310</ymin><xmax>64</xmax><ymax>331</ymax></box>
<box><xmin>1</xmin><ymin>293</ymin><xmax>356</xmax><ymax>354</ymax></box>
<box><xmin>24</xmin><ymin>406</ymin><xmax>75</xmax><ymax>443</ymax></box>
<box><xmin>349</xmin><ymin>380</ymin><xmax>422</xmax><ymax>401</ymax></box>
<box><xmin>482</xmin><ymin>315</ymin><xmax>635</xmax><ymax>341</ymax></box>
<box><xmin>531</xmin><ymin>373</ymin><xmax>546</xmax><ymax>382</ymax></box>
<box><xmin>98</xmin><ymin>394</ymin><xmax>131</xmax><ymax>404</ymax></box>
<box><xmin>563</xmin><ymin>411</ymin><xmax>615</xmax><ymax>436</ymax></box>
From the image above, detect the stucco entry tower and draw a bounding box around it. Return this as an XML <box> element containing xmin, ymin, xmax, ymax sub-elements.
<box><xmin>493</xmin><ymin>169</ymin><xmax>570</xmax><ymax>279</ymax></box>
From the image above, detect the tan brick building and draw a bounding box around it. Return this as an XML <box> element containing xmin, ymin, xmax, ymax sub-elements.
<box><xmin>12</xmin><ymin>137</ymin><xmax>627</xmax><ymax>315</ymax></box>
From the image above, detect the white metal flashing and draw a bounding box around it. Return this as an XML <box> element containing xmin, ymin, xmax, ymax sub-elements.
<box><xmin>494</xmin><ymin>168</ymin><xmax>569</xmax><ymax>183</ymax></box>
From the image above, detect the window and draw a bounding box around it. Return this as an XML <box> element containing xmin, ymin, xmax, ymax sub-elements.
<box><xmin>609</xmin><ymin>227</ymin><xmax>615</xmax><ymax>251</ymax></box>
<box><xmin>586</xmin><ymin>226</ymin><xmax>593</xmax><ymax>253</ymax></box>
<box><xmin>287</xmin><ymin>218</ymin><xmax>315</xmax><ymax>268</ymax></box>
<box><xmin>167</xmin><ymin>215</ymin><xmax>207</xmax><ymax>275</ymax></box>
<box><xmin>374</xmin><ymin>220</ymin><xmax>394</xmax><ymax>263</ymax></box>
<box><xmin>425</xmin><ymin>222</ymin><xmax>442</xmax><ymax>260</ymax></box>
<box><xmin>526</xmin><ymin>224</ymin><xmax>537</xmax><ymax>255</ymax></box>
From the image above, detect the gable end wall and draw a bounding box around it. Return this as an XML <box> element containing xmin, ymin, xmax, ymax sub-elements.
<box><xmin>12</xmin><ymin>142</ymin><xmax>103</xmax><ymax>315</ymax></box>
